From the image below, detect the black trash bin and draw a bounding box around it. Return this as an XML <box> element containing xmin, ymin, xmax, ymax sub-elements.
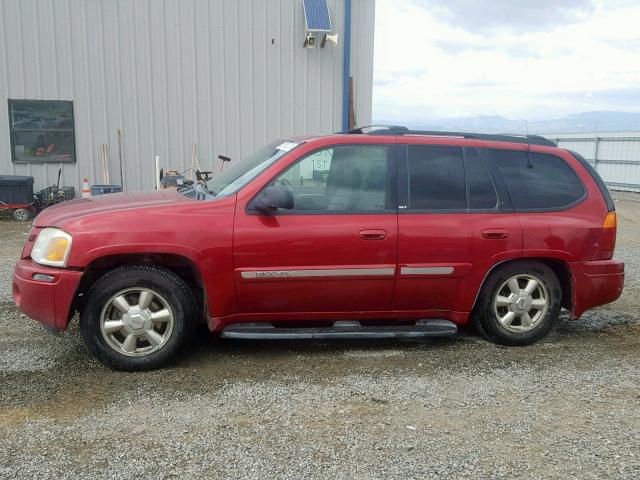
<box><xmin>0</xmin><ymin>176</ymin><xmax>34</xmax><ymax>205</ymax></box>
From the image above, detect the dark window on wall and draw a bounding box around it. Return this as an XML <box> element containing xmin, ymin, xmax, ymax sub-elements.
<box><xmin>8</xmin><ymin>100</ymin><xmax>76</xmax><ymax>163</ymax></box>
<box><xmin>465</xmin><ymin>148</ymin><xmax>498</xmax><ymax>209</ymax></box>
<box><xmin>490</xmin><ymin>149</ymin><xmax>585</xmax><ymax>211</ymax></box>
<box><xmin>407</xmin><ymin>145</ymin><xmax>466</xmax><ymax>210</ymax></box>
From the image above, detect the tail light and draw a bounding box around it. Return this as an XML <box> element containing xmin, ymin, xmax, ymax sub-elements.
<box><xmin>601</xmin><ymin>211</ymin><xmax>617</xmax><ymax>257</ymax></box>
<box><xmin>583</xmin><ymin>212</ymin><xmax>617</xmax><ymax>260</ymax></box>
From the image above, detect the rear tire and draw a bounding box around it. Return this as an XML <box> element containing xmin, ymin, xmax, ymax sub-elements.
<box><xmin>80</xmin><ymin>266</ymin><xmax>196</xmax><ymax>371</ymax></box>
<box><xmin>474</xmin><ymin>261</ymin><xmax>561</xmax><ymax>346</ymax></box>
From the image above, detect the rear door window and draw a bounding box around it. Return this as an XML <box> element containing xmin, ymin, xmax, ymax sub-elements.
<box><xmin>490</xmin><ymin>150</ymin><xmax>585</xmax><ymax>211</ymax></box>
<box><xmin>407</xmin><ymin>145</ymin><xmax>466</xmax><ymax>210</ymax></box>
<box><xmin>465</xmin><ymin>148</ymin><xmax>498</xmax><ymax>210</ymax></box>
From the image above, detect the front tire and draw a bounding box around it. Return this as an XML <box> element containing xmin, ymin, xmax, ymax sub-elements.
<box><xmin>80</xmin><ymin>266</ymin><xmax>195</xmax><ymax>371</ymax></box>
<box><xmin>474</xmin><ymin>261</ymin><xmax>561</xmax><ymax>346</ymax></box>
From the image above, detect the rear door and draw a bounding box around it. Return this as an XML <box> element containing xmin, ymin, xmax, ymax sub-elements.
<box><xmin>233</xmin><ymin>142</ymin><xmax>399</xmax><ymax>315</ymax></box>
<box><xmin>392</xmin><ymin>140</ymin><xmax>523</xmax><ymax>314</ymax></box>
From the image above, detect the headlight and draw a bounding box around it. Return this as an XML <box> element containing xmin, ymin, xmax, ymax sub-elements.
<box><xmin>31</xmin><ymin>228</ymin><xmax>73</xmax><ymax>268</ymax></box>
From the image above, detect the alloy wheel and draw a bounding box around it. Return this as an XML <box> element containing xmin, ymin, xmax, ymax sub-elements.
<box><xmin>99</xmin><ymin>288</ymin><xmax>174</xmax><ymax>357</ymax></box>
<box><xmin>493</xmin><ymin>273</ymin><xmax>549</xmax><ymax>333</ymax></box>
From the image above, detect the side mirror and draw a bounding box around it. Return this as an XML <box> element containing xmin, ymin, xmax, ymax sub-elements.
<box><xmin>252</xmin><ymin>186</ymin><xmax>294</xmax><ymax>214</ymax></box>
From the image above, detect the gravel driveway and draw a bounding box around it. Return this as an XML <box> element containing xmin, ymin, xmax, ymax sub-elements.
<box><xmin>1</xmin><ymin>193</ymin><xmax>639</xmax><ymax>479</ymax></box>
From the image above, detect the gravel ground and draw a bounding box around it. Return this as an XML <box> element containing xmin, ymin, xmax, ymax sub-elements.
<box><xmin>1</xmin><ymin>193</ymin><xmax>639</xmax><ymax>479</ymax></box>
<box><xmin>0</xmin><ymin>221</ymin><xmax>29</xmax><ymax>303</ymax></box>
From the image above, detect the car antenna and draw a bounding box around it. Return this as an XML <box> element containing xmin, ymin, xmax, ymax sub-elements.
<box><xmin>525</xmin><ymin>120</ymin><xmax>534</xmax><ymax>169</ymax></box>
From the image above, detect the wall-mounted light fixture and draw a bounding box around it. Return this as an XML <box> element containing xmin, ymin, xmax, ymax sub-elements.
<box><xmin>303</xmin><ymin>33</ymin><xmax>317</xmax><ymax>48</ymax></box>
<box><xmin>321</xmin><ymin>32</ymin><xmax>338</xmax><ymax>47</ymax></box>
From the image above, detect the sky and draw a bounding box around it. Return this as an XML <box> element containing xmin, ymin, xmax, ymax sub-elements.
<box><xmin>372</xmin><ymin>0</ymin><xmax>640</xmax><ymax>123</ymax></box>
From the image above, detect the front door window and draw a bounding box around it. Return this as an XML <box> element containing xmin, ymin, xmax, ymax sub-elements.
<box><xmin>270</xmin><ymin>145</ymin><xmax>391</xmax><ymax>213</ymax></box>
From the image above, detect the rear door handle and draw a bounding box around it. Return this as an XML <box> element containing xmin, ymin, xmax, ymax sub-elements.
<box><xmin>359</xmin><ymin>229</ymin><xmax>387</xmax><ymax>240</ymax></box>
<box><xmin>482</xmin><ymin>229</ymin><xmax>509</xmax><ymax>240</ymax></box>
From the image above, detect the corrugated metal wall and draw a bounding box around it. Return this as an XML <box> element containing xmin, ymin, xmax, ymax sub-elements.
<box><xmin>0</xmin><ymin>0</ymin><xmax>375</xmax><ymax>191</ymax></box>
<box><xmin>548</xmin><ymin>132</ymin><xmax>640</xmax><ymax>193</ymax></box>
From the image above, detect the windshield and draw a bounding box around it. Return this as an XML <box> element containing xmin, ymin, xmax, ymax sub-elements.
<box><xmin>205</xmin><ymin>140</ymin><xmax>302</xmax><ymax>197</ymax></box>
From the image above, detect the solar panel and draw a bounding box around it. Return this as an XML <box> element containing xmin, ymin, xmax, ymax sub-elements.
<box><xmin>303</xmin><ymin>0</ymin><xmax>332</xmax><ymax>32</ymax></box>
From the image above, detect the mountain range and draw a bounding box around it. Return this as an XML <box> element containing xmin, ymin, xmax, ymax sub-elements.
<box><xmin>374</xmin><ymin>111</ymin><xmax>640</xmax><ymax>135</ymax></box>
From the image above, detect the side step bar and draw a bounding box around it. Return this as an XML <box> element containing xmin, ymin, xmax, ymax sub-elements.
<box><xmin>221</xmin><ymin>320</ymin><xmax>457</xmax><ymax>340</ymax></box>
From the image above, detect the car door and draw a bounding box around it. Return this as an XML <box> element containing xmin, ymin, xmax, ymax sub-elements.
<box><xmin>233</xmin><ymin>142</ymin><xmax>399</xmax><ymax>315</ymax></box>
<box><xmin>392</xmin><ymin>139</ymin><xmax>523</xmax><ymax>315</ymax></box>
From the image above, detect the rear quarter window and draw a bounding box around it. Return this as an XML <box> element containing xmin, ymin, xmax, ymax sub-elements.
<box><xmin>568</xmin><ymin>150</ymin><xmax>615</xmax><ymax>212</ymax></box>
<box><xmin>490</xmin><ymin>149</ymin><xmax>585</xmax><ymax>211</ymax></box>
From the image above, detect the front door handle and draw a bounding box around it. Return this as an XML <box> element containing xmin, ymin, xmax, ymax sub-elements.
<box><xmin>359</xmin><ymin>229</ymin><xmax>387</xmax><ymax>240</ymax></box>
<box><xmin>482</xmin><ymin>229</ymin><xmax>509</xmax><ymax>240</ymax></box>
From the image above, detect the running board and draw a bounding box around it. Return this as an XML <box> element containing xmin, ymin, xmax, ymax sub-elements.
<box><xmin>221</xmin><ymin>320</ymin><xmax>457</xmax><ymax>340</ymax></box>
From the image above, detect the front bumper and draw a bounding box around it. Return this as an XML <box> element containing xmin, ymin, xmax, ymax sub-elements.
<box><xmin>12</xmin><ymin>260</ymin><xmax>83</xmax><ymax>331</ymax></box>
<box><xmin>569</xmin><ymin>259</ymin><xmax>624</xmax><ymax>319</ymax></box>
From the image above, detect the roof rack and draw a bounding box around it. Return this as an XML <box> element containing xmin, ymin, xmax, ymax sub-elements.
<box><xmin>346</xmin><ymin>125</ymin><xmax>556</xmax><ymax>147</ymax></box>
<box><xmin>347</xmin><ymin>125</ymin><xmax>410</xmax><ymax>135</ymax></box>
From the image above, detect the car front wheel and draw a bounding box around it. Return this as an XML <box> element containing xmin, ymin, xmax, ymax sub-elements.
<box><xmin>80</xmin><ymin>266</ymin><xmax>195</xmax><ymax>371</ymax></box>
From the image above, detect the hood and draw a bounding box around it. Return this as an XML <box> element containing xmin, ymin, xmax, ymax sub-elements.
<box><xmin>35</xmin><ymin>189</ymin><xmax>190</xmax><ymax>227</ymax></box>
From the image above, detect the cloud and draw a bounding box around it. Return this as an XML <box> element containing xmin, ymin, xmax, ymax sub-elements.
<box><xmin>373</xmin><ymin>0</ymin><xmax>640</xmax><ymax>122</ymax></box>
<box><xmin>409</xmin><ymin>0</ymin><xmax>595</xmax><ymax>33</ymax></box>
<box><xmin>548</xmin><ymin>87</ymin><xmax>640</xmax><ymax>110</ymax></box>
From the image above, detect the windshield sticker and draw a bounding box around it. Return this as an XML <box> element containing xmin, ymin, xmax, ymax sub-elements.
<box><xmin>276</xmin><ymin>141</ymin><xmax>299</xmax><ymax>152</ymax></box>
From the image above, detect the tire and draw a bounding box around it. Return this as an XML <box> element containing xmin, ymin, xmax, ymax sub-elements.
<box><xmin>13</xmin><ymin>208</ymin><xmax>30</xmax><ymax>222</ymax></box>
<box><xmin>474</xmin><ymin>261</ymin><xmax>561</xmax><ymax>346</ymax></box>
<box><xmin>80</xmin><ymin>265</ymin><xmax>196</xmax><ymax>371</ymax></box>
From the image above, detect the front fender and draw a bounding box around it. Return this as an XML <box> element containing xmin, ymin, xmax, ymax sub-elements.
<box><xmin>75</xmin><ymin>243</ymin><xmax>203</xmax><ymax>269</ymax></box>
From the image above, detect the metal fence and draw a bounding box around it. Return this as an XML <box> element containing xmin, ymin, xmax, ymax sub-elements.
<box><xmin>546</xmin><ymin>133</ymin><xmax>640</xmax><ymax>193</ymax></box>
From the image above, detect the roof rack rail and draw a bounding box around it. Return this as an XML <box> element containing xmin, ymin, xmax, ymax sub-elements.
<box><xmin>346</xmin><ymin>125</ymin><xmax>409</xmax><ymax>135</ymax></box>
<box><xmin>346</xmin><ymin>125</ymin><xmax>556</xmax><ymax>147</ymax></box>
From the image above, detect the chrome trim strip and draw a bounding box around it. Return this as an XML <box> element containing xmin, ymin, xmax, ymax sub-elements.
<box><xmin>401</xmin><ymin>266</ymin><xmax>454</xmax><ymax>275</ymax></box>
<box><xmin>240</xmin><ymin>267</ymin><xmax>395</xmax><ymax>279</ymax></box>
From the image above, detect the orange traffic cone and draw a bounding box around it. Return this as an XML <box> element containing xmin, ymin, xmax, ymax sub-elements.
<box><xmin>82</xmin><ymin>178</ymin><xmax>91</xmax><ymax>197</ymax></box>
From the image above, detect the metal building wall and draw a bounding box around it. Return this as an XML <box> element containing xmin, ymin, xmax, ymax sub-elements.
<box><xmin>0</xmin><ymin>0</ymin><xmax>376</xmax><ymax>191</ymax></box>
<box><xmin>548</xmin><ymin>132</ymin><xmax>640</xmax><ymax>193</ymax></box>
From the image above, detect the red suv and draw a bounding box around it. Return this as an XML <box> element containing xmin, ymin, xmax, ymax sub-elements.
<box><xmin>13</xmin><ymin>127</ymin><xmax>624</xmax><ymax>370</ymax></box>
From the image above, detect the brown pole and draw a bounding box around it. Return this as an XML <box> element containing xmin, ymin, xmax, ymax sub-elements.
<box><xmin>349</xmin><ymin>76</ymin><xmax>356</xmax><ymax>129</ymax></box>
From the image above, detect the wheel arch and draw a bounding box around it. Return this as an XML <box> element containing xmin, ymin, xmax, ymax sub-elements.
<box><xmin>472</xmin><ymin>257</ymin><xmax>572</xmax><ymax>313</ymax></box>
<box><xmin>72</xmin><ymin>253</ymin><xmax>207</xmax><ymax>323</ymax></box>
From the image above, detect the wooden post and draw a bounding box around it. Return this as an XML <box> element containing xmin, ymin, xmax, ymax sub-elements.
<box><xmin>117</xmin><ymin>129</ymin><xmax>124</xmax><ymax>190</ymax></box>
<box><xmin>349</xmin><ymin>76</ymin><xmax>356</xmax><ymax>129</ymax></box>
<box><xmin>100</xmin><ymin>144</ymin><xmax>110</xmax><ymax>184</ymax></box>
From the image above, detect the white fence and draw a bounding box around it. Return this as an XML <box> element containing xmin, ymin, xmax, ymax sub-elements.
<box><xmin>547</xmin><ymin>133</ymin><xmax>640</xmax><ymax>193</ymax></box>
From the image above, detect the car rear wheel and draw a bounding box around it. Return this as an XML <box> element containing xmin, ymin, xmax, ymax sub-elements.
<box><xmin>474</xmin><ymin>261</ymin><xmax>561</xmax><ymax>346</ymax></box>
<box><xmin>80</xmin><ymin>266</ymin><xmax>195</xmax><ymax>371</ymax></box>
